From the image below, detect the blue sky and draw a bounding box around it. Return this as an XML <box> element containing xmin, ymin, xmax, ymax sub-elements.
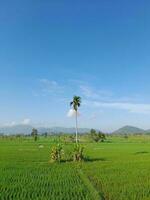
<box><xmin>0</xmin><ymin>0</ymin><xmax>150</xmax><ymax>131</ymax></box>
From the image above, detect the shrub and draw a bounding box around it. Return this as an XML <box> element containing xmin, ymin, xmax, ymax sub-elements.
<box><xmin>50</xmin><ymin>143</ymin><xmax>63</xmax><ymax>162</ymax></box>
<box><xmin>90</xmin><ymin>129</ymin><xmax>106</xmax><ymax>142</ymax></box>
<box><xmin>73</xmin><ymin>144</ymin><xmax>84</xmax><ymax>162</ymax></box>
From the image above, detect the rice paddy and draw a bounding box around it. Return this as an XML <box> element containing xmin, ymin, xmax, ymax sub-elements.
<box><xmin>0</xmin><ymin>136</ymin><xmax>150</xmax><ymax>200</ymax></box>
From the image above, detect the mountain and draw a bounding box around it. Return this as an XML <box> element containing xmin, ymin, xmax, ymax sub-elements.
<box><xmin>113</xmin><ymin>125</ymin><xmax>145</xmax><ymax>134</ymax></box>
<box><xmin>144</xmin><ymin>129</ymin><xmax>150</xmax><ymax>134</ymax></box>
<box><xmin>38</xmin><ymin>127</ymin><xmax>91</xmax><ymax>134</ymax></box>
<box><xmin>0</xmin><ymin>125</ymin><xmax>33</xmax><ymax>135</ymax></box>
<box><xmin>0</xmin><ymin>125</ymin><xmax>91</xmax><ymax>135</ymax></box>
<box><xmin>0</xmin><ymin>124</ymin><xmax>148</xmax><ymax>135</ymax></box>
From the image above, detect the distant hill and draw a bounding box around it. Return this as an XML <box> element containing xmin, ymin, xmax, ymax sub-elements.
<box><xmin>0</xmin><ymin>124</ymin><xmax>149</xmax><ymax>135</ymax></box>
<box><xmin>113</xmin><ymin>125</ymin><xmax>145</xmax><ymax>134</ymax></box>
<box><xmin>0</xmin><ymin>125</ymin><xmax>33</xmax><ymax>135</ymax></box>
<box><xmin>38</xmin><ymin>127</ymin><xmax>91</xmax><ymax>134</ymax></box>
<box><xmin>0</xmin><ymin>125</ymin><xmax>91</xmax><ymax>135</ymax></box>
<box><xmin>144</xmin><ymin>129</ymin><xmax>150</xmax><ymax>134</ymax></box>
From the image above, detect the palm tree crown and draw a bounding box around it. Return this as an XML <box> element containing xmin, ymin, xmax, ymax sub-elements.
<box><xmin>70</xmin><ymin>96</ymin><xmax>81</xmax><ymax>111</ymax></box>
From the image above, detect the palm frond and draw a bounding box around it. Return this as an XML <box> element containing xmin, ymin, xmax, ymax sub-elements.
<box><xmin>70</xmin><ymin>101</ymin><xmax>73</xmax><ymax>107</ymax></box>
<box><xmin>70</xmin><ymin>96</ymin><xmax>81</xmax><ymax>110</ymax></box>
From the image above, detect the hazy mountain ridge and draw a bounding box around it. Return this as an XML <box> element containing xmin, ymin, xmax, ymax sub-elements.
<box><xmin>38</xmin><ymin>127</ymin><xmax>91</xmax><ymax>134</ymax></box>
<box><xmin>113</xmin><ymin>125</ymin><xmax>148</xmax><ymax>134</ymax></box>
<box><xmin>0</xmin><ymin>124</ymin><xmax>150</xmax><ymax>135</ymax></box>
<box><xmin>0</xmin><ymin>125</ymin><xmax>91</xmax><ymax>135</ymax></box>
<box><xmin>0</xmin><ymin>125</ymin><xmax>33</xmax><ymax>135</ymax></box>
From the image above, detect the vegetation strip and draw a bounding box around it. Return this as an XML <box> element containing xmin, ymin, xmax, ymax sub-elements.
<box><xmin>77</xmin><ymin>168</ymin><xmax>102</xmax><ymax>200</ymax></box>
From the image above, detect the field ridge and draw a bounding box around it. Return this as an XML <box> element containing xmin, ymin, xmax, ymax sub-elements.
<box><xmin>77</xmin><ymin>168</ymin><xmax>102</xmax><ymax>200</ymax></box>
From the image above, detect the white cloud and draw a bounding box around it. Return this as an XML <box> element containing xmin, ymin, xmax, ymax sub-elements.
<box><xmin>67</xmin><ymin>109</ymin><xmax>80</xmax><ymax>117</ymax></box>
<box><xmin>67</xmin><ymin>109</ymin><xmax>75</xmax><ymax>117</ymax></box>
<box><xmin>3</xmin><ymin>121</ymin><xmax>17</xmax><ymax>126</ymax></box>
<box><xmin>10</xmin><ymin>121</ymin><xmax>16</xmax><ymax>126</ymax></box>
<box><xmin>89</xmin><ymin>113</ymin><xmax>97</xmax><ymax>120</ymax></box>
<box><xmin>32</xmin><ymin>79</ymin><xmax>65</xmax><ymax>98</ymax></box>
<box><xmin>79</xmin><ymin>85</ymin><xmax>113</xmax><ymax>100</ymax></box>
<box><xmin>79</xmin><ymin>83</ymin><xmax>150</xmax><ymax>114</ymax></box>
<box><xmin>21</xmin><ymin>118</ymin><xmax>31</xmax><ymax>125</ymax></box>
<box><xmin>40</xmin><ymin>79</ymin><xmax>58</xmax><ymax>87</ymax></box>
<box><xmin>84</xmin><ymin>100</ymin><xmax>150</xmax><ymax>114</ymax></box>
<box><xmin>35</xmin><ymin>79</ymin><xmax>150</xmax><ymax>115</ymax></box>
<box><xmin>40</xmin><ymin>79</ymin><xmax>63</xmax><ymax>95</ymax></box>
<box><xmin>80</xmin><ymin>85</ymin><xmax>94</xmax><ymax>98</ymax></box>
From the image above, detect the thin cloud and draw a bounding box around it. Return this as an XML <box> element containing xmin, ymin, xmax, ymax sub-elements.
<box><xmin>40</xmin><ymin>79</ymin><xmax>63</xmax><ymax>94</ymax></box>
<box><xmin>4</xmin><ymin>121</ymin><xmax>17</xmax><ymax>127</ymax></box>
<box><xmin>84</xmin><ymin>100</ymin><xmax>150</xmax><ymax>114</ymax></box>
<box><xmin>89</xmin><ymin>113</ymin><xmax>97</xmax><ymax>120</ymax></box>
<box><xmin>35</xmin><ymin>79</ymin><xmax>150</xmax><ymax>115</ymax></box>
<box><xmin>79</xmin><ymin>84</ymin><xmax>113</xmax><ymax>100</ymax></box>
<box><xmin>21</xmin><ymin>118</ymin><xmax>31</xmax><ymax>125</ymax></box>
<box><xmin>33</xmin><ymin>79</ymin><xmax>64</xmax><ymax>97</ymax></box>
<box><xmin>79</xmin><ymin>84</ymin><xmax>150</xmax><ymax>114</ymax></box>
<box><xmin>4</xmin><ymin>119</ymin><xmax>31</xmax><ymax>126</ymax></box>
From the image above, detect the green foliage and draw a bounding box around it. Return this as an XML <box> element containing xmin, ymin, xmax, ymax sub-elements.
<box><xmin>90</xmin><ymin>129</ymin><xmax>106</xmax><ymax>142</ymax></box>
<box><xmin>73</xmin><ymin>144</ymin><xmax>84</xmax><ymax>161</ymax></box>
<box><xmin>31</xmin><ymin>128</ymin><xmax>38</xmax><ymax>141</ymax></box>
<box><xmin>50</xmin><ymin>143</ymin><xmax>64</xmax><ymax>162</ymax></box>
<box><xmin>44</xmin><ymin>132</ymin><xmax>48</xmax><ymax>137</ymax></box>
<box><xmin>68</xmin><ymin>135</ymin><xmax>75</xmax><ymax>143</ymax></box>
<box><xmin>124</xmin><ymin>134</ymin><xmax>129</xmax><ymax>139</ymax></box>
<box><xmin>70</xmin><ymin>96</ymin><xmax>81</xmax><ymax>111</ymax></box>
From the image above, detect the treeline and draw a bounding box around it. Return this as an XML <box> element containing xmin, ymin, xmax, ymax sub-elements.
<box><xmin>0</xmin><ymin>128</ymin><xmax>109</xmax><ymax>143</ymax></box>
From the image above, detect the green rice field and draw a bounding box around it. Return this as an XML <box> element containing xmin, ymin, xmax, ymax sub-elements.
<box><xmin>0</xmin><ymin>136</ymin><xmax>150</xmax><ymax>200</ymax></box>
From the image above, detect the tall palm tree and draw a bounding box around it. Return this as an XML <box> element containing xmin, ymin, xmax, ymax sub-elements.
<box><xmin>70</xmin><ymin>96</ymin><xmax>81</xmax><ymax>143</ymax></box>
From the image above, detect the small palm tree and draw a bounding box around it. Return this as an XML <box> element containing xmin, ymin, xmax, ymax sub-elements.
<box><xmin>70</xmin><ymin>96</ymin><xmax>81</xmax><ymax>143</ymax></box>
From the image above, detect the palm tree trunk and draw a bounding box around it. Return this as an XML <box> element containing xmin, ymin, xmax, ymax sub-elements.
<box><xmin>75</xmin><ymin>110</ymin><xmax>78</xmax><ymax>143</ymax></box>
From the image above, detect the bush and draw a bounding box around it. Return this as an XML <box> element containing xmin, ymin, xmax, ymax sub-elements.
<box><xmin>73</xmin><ymin>144</ymin><xmax>84</xmax><ymax>162</ymax></box>
<box><xmin>90</xmin><ymin>129</ymin><xmax>106</xmax><ymax>142</ymax></box>
<box><xmin>50</xmin><ymin>143</ymin><xmax>64</xmax><ymax>162</ymax></box>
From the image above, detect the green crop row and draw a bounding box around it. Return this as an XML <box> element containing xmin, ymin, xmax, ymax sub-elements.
<box><xmin>1</xmin><ymin>137</ymin><xmax>150</xmax><ymax>199</ymax></box>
